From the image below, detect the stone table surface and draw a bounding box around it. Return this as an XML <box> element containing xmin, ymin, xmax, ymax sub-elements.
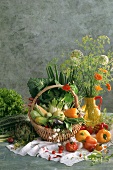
<box><xmin>0</xmin><ymin>142</ymin><xmax>113</xmax><ymax>170</ymax></box>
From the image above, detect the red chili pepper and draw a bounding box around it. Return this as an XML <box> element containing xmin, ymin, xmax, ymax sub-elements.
<box><xmin>101</xmin><ymin>123</ymin><xmax>108</xmax><ymax>130</ymax></box>
<box><xmin>28</xmin><ymin>102</ymin><xmax>33</xmax><ymax>107</ymax></box>
<box><xmin>58</xmin><ymin>149</ymin><xmax>63</xmax><ymax>153</ymax></box>
<box><xmin>80</xmin><ymin>125</ymin><xmax>87</xmax><ymax>130</ymax></box>
<box><xmin>53</xmin><ymin>155</ymin><xmax>62</xmax><ymax>158</ymax></box>
<box><xmin>62</xmin><ymin>84</ymin><xmax>71</xmax><ymax>91</ymax></box>
<box><xmin>52</xmin><ymin>150</ymin><xmax>56</xmax><ymax>154</ymax></box>
<box><xmin>28</xmin><ymin>97</ymin><xmax>34</xmax><ymax>101</ymax></box>
<box><xmin>48</xmin><ymin>155</ymin><xmax>51</xmax><ymax>161</ymax></box>
<box><xmin>94</xmin><ymin>122</ymin><xmax>109</xmax><ymax>134</ymax></box>
<box><xmin>79</xmin><ymin>153</ymin><xmax>82</xmax><ymax>157</ymax></box>
<box><xmin>58</xmin><ymin>145</ymin><xmax>64</xmax><ymax>151</ymax></box>
<box><xmin>45</xmin><ymin>125</ymin><xmax>49</xmax><ymax>128</ymax></box>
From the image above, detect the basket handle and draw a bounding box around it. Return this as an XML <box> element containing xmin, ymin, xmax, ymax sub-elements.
<box><xmin>30</xmin><ymin>84</ymin><xmax>79</xmax><ymax>111</ymax></box>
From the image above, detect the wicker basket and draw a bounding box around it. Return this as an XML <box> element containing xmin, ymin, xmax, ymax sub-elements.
<box><xmin>28</xmin><ymin>84</ymin><xmax>82</xmax><ymax>142</ymax></box>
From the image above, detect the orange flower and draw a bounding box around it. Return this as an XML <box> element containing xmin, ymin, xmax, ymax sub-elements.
<box><xmin>106</xmin><ymin>83</ymin><xmax>111</xmax><ymax>91</ymax></box>
<box><xmin>99</xmin><ymin>68</ymin><xmax>108</xmax><ymax>73</ymax></box>
<box><xmin>62</xmin><ymin>84</ymin><xmax>71</xmax><ymax>91</ymax></box>
<box><xmin>94</xmin><ymin>73</ymin><xmax>103</xmax><ymax>80</ymax></box>
<box><xmin>95</xmin><ymin>85</ymin><xmax>103</xmax><ymax>91</ymax></box>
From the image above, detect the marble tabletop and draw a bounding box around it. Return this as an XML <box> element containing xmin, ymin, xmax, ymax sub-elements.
<box><xmin>0</xmin><ymin>141</ymin><xmax>113</xmax><ymax>170</ymax></box>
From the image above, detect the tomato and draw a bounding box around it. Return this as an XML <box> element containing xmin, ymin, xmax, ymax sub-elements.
<box><xmin>83</xmin><ymin>136</ymin><xmax>97</xmax><ymax>151</ymax></box>
<box><xmin>65</xmin><ymin>142</ymin><xmax>78</xmax><ymax>152</ymax></box>
<box><xmin>7</xmin><ymin>137</ymin><xmax>14</xmax><ymax>144</ymax></box>
<box><xmin>85</xmin><ymin>136</ymin><xmax>97</xmax><ymax>145</ymax></box>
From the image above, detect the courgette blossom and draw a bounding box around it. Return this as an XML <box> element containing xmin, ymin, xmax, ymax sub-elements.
<box><xmin>60</xmin><ymin>35</ymin><xmax>113</xmax><ymax>97</ymax></box>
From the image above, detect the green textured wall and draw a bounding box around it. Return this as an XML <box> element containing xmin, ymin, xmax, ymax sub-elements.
<box><xmin>0</xmin><ymin>0</ymin><xmax>113</xmax><ymax>112</ymax></box>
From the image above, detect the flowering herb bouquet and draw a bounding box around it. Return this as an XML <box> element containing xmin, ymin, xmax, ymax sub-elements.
<box><xmin>60</xmin><ymin>35</ymin><xmax>113</xmax><ymax>97</ymax></box>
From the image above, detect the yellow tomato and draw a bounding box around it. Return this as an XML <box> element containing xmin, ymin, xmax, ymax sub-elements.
<box><xmin>75</xmin><ymin>130</ymin><xmax>90</xmax><ymax>142</ymax></box>
<box><xmin>64</xmin><ymin>108</ymin><xmax>78</xmax><ymax>118</ymax></box>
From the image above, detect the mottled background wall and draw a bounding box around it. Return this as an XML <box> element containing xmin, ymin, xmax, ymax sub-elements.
<box><xmin>0</xmin><ymin>0</ymin><xmax>113</xmax><ymax>112</ymax></box>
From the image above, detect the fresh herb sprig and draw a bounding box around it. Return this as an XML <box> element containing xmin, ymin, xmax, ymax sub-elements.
<box><xmin>87</xmin><ymin>150</ymin><xmax>113</xmax><ymax>166</ymax></box>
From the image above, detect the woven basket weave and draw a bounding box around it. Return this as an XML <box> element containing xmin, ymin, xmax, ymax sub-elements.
<box><xmin>28</xmin><ymin>84</ymin><xmax>82</xmax><ymax>142</ymax></box>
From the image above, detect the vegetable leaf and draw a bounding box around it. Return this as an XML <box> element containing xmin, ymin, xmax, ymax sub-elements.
<box><xmin>0</xmin><ymin>88</ymin><xmax>27</xmax><ymax>118</ymax></box>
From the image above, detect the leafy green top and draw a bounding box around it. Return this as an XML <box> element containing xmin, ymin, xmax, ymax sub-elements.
<box><xmin>0</xmin><ymin>88</ymin><xmax>27</xmax><ymax>118</ymax></box>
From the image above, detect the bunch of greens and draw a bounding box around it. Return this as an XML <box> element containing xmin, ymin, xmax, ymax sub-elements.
<box><xmin>27</xmin><ymin>63</ymin><xmax>79</xmax><ymax>108</ymax></box>
<box><xmin>0</xmin><ymin>88</ymin><xmax>28</xmax><ymax>118</ymax></box>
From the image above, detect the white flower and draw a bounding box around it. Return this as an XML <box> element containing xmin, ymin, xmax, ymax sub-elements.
<box><xmin>57</xmin><ymin>139</ymin><xmax>60</xmax><ymax>143</ymax></box>
<box><xmin>99</xmin><ymin>55</ymin><xmax>109</xmax><ymax>65</ymax></box>
<box><xmin>70</xmin><ymin>49</ymin><xmax>83</xmax><ymax>61</ymax></box>
<box><xmin>49</xmin><ymin>136</ymin><xmax>52</xmax><ymax>139</ymax></box>
<box><xmin>54</xmin><ymin>133</ymin><xmax>58</xmax><ymax>136</ymax></box>
<box><xmin>70</xmin><ymin>136</ymin><xmax>77</xmax><ymax>142</ymax></box>
<box><xmin>58</xmin><ymin>143</ymin><xmax>62</xmax><ymax>146</ymax></box>
<box><xmin>53</xmin><ymin>129</ymin><xmax>57</xmax><ymax>132</ymax></box>
<box><xmin>56</xmin><ymin>128</ymin><xmax>60</xmax><ymax>132</ymax></box>
<box><xmin>52</xmin><ymin>135</ymin><xmax>56</xmax><ymax>138</ymax></box>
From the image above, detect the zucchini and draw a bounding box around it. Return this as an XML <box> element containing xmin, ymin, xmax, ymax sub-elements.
<box><xmin>0</xmin><ymin>138</ymin><xmax>9</xmax><ymax>142</ymax></box>
<box><xmin>0</xmin><ymin>134</ymin><xmax>10</xmax><ymax>138</ymax></box>
<box><xmin>0</xmin><ymin>114</ymin><xmax>28</xmax><ymax>125</ymax></box>
<box><xmin>0</xmin><ymin>114</ymin><xmax>29</xmax><ymax>135</ymax></box>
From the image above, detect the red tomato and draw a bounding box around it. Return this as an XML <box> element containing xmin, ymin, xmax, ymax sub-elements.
<box><xmin>65</xmin><ymin>142</ymin><xmax>78</xmax><ymax>152</ymax></box>
<box><xmin>83</xmin><ymin>136</ymin><xmax>97</xmax><ymax>151</ymax></box>
<box><xmin>7</xmin><ymin>137</ymin><xmax>14</xmax><ymax>144</ymax></box>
